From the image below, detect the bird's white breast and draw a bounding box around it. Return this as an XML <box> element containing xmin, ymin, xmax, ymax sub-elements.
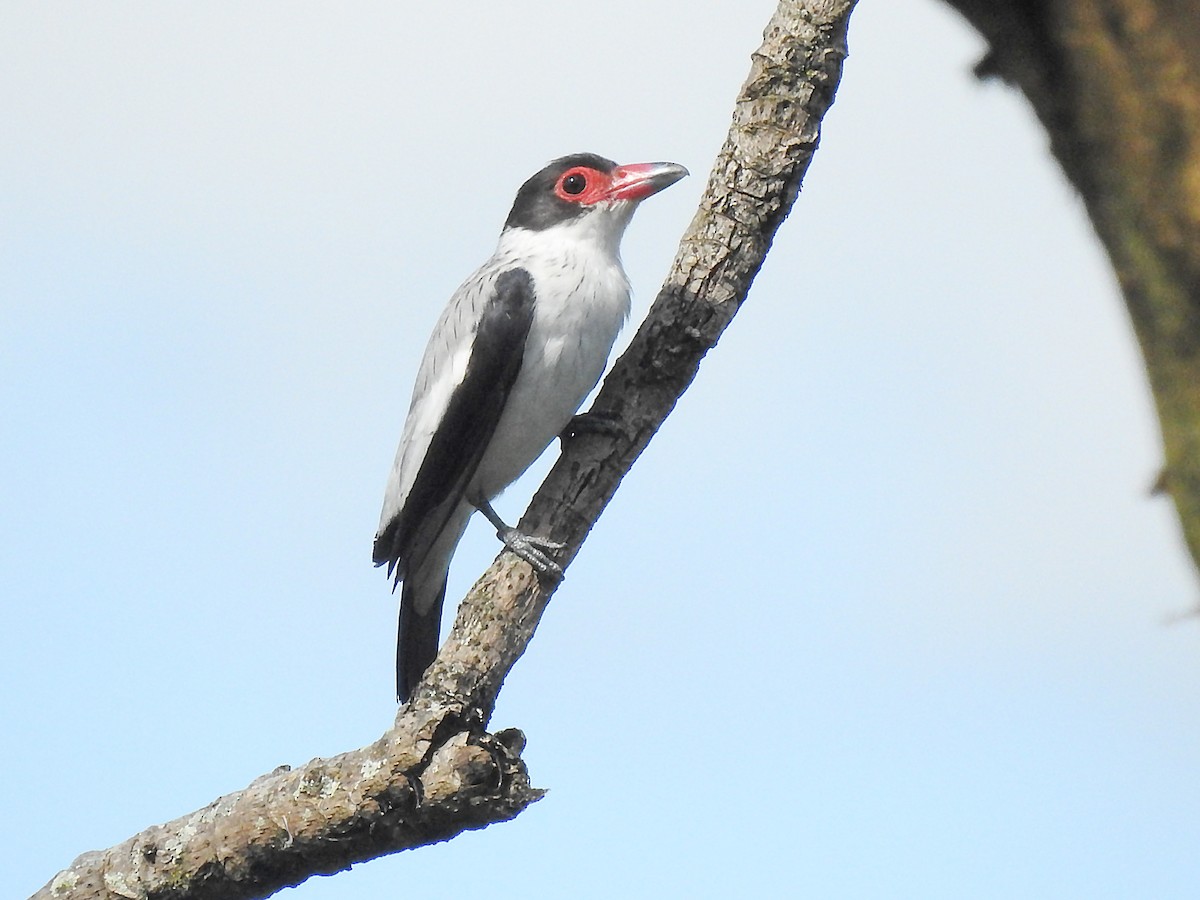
<box><xmin>469</xmin><ymin>221</ymin><xmax>631</xmax><ymax>498</ymax></box>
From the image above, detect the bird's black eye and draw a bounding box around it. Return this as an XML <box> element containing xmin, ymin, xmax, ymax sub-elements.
<box><xmin>562</xmin><ymin>173</ymin><xmax>587</xmax><ymax>195</ymax></box>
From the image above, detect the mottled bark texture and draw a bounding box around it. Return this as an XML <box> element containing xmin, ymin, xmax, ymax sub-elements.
<box><xmin>34</xmin><ymin>2</ymin><xmax>857</xmax><ymax>898</ymax></box>
<box><xmin>944</xmin><ymin>0</ymin><xmax>1200</xmax><ymax>573</ymax></box>
<box><xmin>38</xmin><ymin>710</ymin><xmax>539</xmax><ymax>900</ymax></box>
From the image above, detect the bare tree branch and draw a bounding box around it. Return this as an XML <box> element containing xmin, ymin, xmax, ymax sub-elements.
<box><xmin>38</xmin><ymin>711</ymin><xmax>539</xmax><ymax>900</ymax></box>
<box><xmin>34</xmin><ymin>1</ymin><xmax>857</xmax><ymax>897</ymax></box>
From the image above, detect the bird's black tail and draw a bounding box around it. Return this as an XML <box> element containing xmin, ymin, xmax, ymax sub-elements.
<box><xmin>396</xmin><ymin>577</ymin><xmax>446</xmax><ymax>703</ymax></box>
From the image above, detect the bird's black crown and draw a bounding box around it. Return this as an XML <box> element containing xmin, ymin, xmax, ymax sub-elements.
<box><xmin>504</xmin><ymin>152</ymin><xmax>618</xmax><ymax>231</ymax></box>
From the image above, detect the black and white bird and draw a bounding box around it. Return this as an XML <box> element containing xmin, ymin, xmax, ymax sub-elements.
<box><xmin>374</xmin><ymin>152</ymin><xmax>688</xmax><ymax>702</ymax></box>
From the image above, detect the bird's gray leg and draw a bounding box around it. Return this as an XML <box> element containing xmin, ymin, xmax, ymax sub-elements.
<box><xmin>474</xmin><ymin>498</ymin><xmax>565</xmax><ymax>579</ymax></box>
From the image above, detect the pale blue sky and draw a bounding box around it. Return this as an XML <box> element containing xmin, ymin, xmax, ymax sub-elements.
<box><xmin>5</xmin><ymin>2</ymin><xmax>1200</xmax><ymax>897</ymax></box>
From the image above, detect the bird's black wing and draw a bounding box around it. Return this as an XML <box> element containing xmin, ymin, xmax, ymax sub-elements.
<box><xmin>373</xmin><ymin>267</ymin><xmax>537</xmax><ymax>581</ymax></box>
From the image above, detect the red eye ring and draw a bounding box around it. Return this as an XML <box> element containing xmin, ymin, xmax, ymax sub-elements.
<box><xmin>553</xmin><ymin>166</ymin><xmax>610</xmax><ymax>204</ymax></box>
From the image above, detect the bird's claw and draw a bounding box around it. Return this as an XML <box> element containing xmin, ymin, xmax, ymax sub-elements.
<box><xmin>498</xmin><ymin>528</ymin><xmax>565</xmax><ymax>580</ymax></box>
<box><xmin>473</xmin><ymin>497</ymin><xmax>565</xmax><ymax>579</ymax></box>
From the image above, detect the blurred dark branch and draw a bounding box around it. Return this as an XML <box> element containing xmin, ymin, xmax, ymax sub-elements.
<box><xmin>940</xmin><ymin>0</ymin><xmax>1200</xmax><ymax>579</ymax></box>
<box><xmin>33</xmin><ymin>1</ymin><xmax>858</xmax><ymax>898</ymax></box>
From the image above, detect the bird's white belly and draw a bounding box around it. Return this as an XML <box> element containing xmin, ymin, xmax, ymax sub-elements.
<box><xmin>470</xmin><ymin>261</ymin><xmax>628</xmax><ymax>500</ymax></box>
